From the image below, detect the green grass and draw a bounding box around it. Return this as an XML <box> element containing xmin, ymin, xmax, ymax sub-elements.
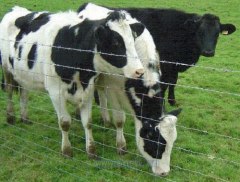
<box><xmin>0</xmin><ymin>0</ymin><xmax>240</xmax><ymax>181</ymax></box>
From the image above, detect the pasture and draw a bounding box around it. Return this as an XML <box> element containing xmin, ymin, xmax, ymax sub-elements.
<box><xmin>0</xmin><ymin>0</ymin><xmax>239</xmax><ymax>181</ymax></box>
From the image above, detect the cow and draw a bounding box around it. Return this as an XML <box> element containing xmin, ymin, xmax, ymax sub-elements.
<box><xmin>77</xmin><ymin>3</ymin><xmax>182</xmax><ymax>176</ymax></box>
<box><xmin>0</xmin><ymin>6</ymin><xmax>145</xmax><ymax>158</ymax></box>
<box><xmin>78</xmin><ymin>3</ymin><xmax>236</xmax><ymax>105</ymax></box>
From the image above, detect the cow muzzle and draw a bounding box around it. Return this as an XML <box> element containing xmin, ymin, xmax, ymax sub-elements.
<box><xmin>201</xmin><ymin>50</ymin><xmax>215</xmax><ymax>57</ymax></box>
<box><xmin>152</xmin><ymin>166</ymin><xmax>170</xmax><ymax>176</ymax></box>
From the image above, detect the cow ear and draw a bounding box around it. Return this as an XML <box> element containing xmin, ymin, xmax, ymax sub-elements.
<box><xmin>220</xmin><ymin>24</ymin><xmax>236</xmax><ymax>35</ymax></box>
<box><xmin>130</xmin><ymin>23</ymin><xmax>145</xmax><ymax>38</ymax></box>
<box><xmin>167</xmin><ymin>108</ymin><xmax>182</xmax><ymax>117</ymax></box>
<box><xmin>94</xmin><ymin>25</ymin><xmax>107</xmax><ymax>44</ymax></box>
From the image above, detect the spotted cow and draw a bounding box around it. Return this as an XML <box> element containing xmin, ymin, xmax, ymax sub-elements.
<box><xmin>77</xmin><ymin>3</ymin><xmax>182</xmax><ymax>176</ymax></box>
<box><xmin>0</xmin><ymin>6</ymin><xmax>145</xmax><ymax>157</ymax></box>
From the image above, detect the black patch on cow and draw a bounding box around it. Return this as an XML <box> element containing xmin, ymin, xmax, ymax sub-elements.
<box><xmin>27</xmin><ymin>43</ymin><xmax>37</xmax><ymax>69</ymax></box>
<box><xmin>140</xmin><ymin>121</ymin><xmax>166</xmax><ymax>159</ymax></box>
<box><xmin>9</xmin><ymin>57</ymin><xmax>14</xmax><ymax>68</ymax></box>
<box><xmin>130</xmin><ymin>23</ymin><xmax>145</xmax><ymax>38</ymax></box>
<box><xmin>96</xmin><ymin>27</ymin><xmax>127</xmax><ymax>68</ymax></box>
<box><xmin>68</xmin><ymin>82</ymin><xmax>77</xmax><ymax>95</ymax></box>
<box><xmin>15</xmin><ymin>12</ymin><xmax>50</xmax><ymax>48</ymax></box>
<box><xmin>151</xmin><ymin>83</ymin><xmax>161</xmax><ymax>92</ymax></box>
<box><xmin>51</xmin><ymin>21</ymin><xmax>97</xmax><ymax>89</ymax></box>
<box><xmin>18</xmin><ymin>45</ymin><xmax>23</xmax><ymax>59</ymax></box>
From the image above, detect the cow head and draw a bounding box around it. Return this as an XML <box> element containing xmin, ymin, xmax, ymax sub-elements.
<box><xmin>136</xmin><ymin>108</ymin><xmax>181</xmax><ymax>176</ymax></box>
<box><xmin>94</xmin><ymin>11</ymin><xmax>145</xmax><ymax>79</ymax></box>
<box><xmin>184</xmin><ymin>14</ymin><xmax>236</xmax><ymax>57</ymax></box>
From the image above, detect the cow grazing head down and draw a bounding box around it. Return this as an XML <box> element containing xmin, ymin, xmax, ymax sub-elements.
<box><xmin>92</xmin><ymin>11</ymin><xmax>145</xmax><ymax>78</ymax></box>
<box><xmin>125</xmin><ymin>76</ymin><xmax>181</xmax><ymax>176</ymax></box>
<box><xmin>184</xmin><ymin>14</ymin><xmax>236</xmax><ymax>57</ymax></box>
<box><xmin>137</xmin><ymin>109</ymin><xmax>181</xmax><ymax>176</ymax></box>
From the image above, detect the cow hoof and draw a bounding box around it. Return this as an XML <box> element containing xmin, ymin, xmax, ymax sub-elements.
<box><xmin>20</xmin><ymin>118</ymin><xmax>32</xmax><ymax>124</ymax></box>
<box><xmin>168</xmin><ymin>99</ymin><xmax>176</xmax><ymax>106</ymax></box>
<box><xmin>7</xmin><ymin>114</ymin><xmax>16</xmax><ymax>125</ymax></box>
<box><xmin>117</xmin><ymin>146</ymin><xmax>127</xmax><ymax>155</ymax></box>
<box><xmin>87</xmin><ymin>145</ymin><xmax>98</xmax><ymax>159</ymax></box>
<box><xmin>62</xmin><ymin>146</ymin><xmax>73</xmax><ymax>158</ymax></box>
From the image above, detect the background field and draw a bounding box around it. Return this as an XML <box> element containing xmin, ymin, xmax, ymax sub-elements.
<box><xmin>0</xmin><ymin>0</ymin><xmax>239</xmax><ymax>181</ymax></box>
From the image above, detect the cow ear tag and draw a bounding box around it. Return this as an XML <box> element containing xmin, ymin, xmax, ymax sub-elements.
<box><xmin>222</xmin><ymin>30</ymin><xmax>229</xmax><ymax>35</ymax></box>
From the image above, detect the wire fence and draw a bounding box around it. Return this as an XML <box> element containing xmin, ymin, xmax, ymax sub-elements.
<box><xmin>0</xmin><ymin>26</ymin><xmax>239</xmax><ymax>181</ymax></box>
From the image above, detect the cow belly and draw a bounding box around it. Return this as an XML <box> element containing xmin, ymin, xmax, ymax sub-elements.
<box><xmin>5</xmin><ymin>63</ymin><xmax>43</xmax><ymax>91</ymax></box>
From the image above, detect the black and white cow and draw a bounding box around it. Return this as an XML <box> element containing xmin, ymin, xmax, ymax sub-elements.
<box><xmin>0</xmin><ymin>6</ymin><xmax>145</xmax><ymax>158</ymax></box>
<box><xmin>77</xmin><ymin>3</ymin><xmax>182</xmax><ymax>176</ymax></box>
<box><xmin>78</xmin><ymin>3</ymin><xmax>236</xmax><ymax>105</ymax></box>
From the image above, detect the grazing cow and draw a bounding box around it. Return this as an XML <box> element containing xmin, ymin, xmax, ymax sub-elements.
<box><xmin>77</xmin><ymin>3</ymin><xmax>182</xmax><ymax>176</ymax></box>
<box><xmin>0</xmin><ymin>6</ymin><xmax>145</xmax><ymax>158</ymax></box>
<box><xmin>78</xmin><ymin>3</ymin><xmax>236</xmax><ymax>105</ymax></box>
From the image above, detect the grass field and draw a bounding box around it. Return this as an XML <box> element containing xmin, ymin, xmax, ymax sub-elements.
<box><xmin>0</xmin><ymin>0</ymin><xmax>239</xmax><ymax>181</ymax></box>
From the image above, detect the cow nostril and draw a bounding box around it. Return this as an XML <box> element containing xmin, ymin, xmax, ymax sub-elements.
<box><xmin>135</xmin><ymin>69</ymin><xmax>144</xmax><ymax>78</ymax></box>
<box><xmin>160</xmin><ymin>172</ymin><xmax>168</xmax><ymax>176</ymax></box>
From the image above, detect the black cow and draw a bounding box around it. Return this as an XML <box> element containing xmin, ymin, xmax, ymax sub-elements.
<box><xmin>119</xmin><ymin>8</ymin><xmax>236</xmax><ymax>105</ymax></box>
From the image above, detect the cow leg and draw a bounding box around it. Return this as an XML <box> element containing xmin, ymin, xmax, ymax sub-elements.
<box><xmin>112</xmin><ymin>109</ymin><xmax>127</xmax><ymax>155</ymax></box>
<box><xmin>4</xmin><ymin>71</ymin><xmax>15</xmax><ymax>124</ymax></box>
<box><xmin>20</xmin><ymin>88</ymin><xmax>31</xmax><ymax>124</ymax></box>
<box><xmin>49</xmin><ymin>92</ymin><xmax>72</xmax><ymax>157</ymax></box>
<box><xmin>160</xmin><ymin>73</ymin><xmax>169</xmax><ymax>101</ymax></box>
<box><xmin>168</xmin><ymin>72</ymin><xmax>178</xmax><ymax>106</ymax></box>
<box><xmin>106</xmin><ymin>88</ymin><xmax>127</xmax><ymax>155</ymax></box>
<box><xmin>97</xmin><ymin>87</ymin><xmax>111</xmax><ymax>127</ymax></box>
<box><xmin>80</xmin><ymin>99</ymin><xmax>96</xmax><ymax>159</ymax></box>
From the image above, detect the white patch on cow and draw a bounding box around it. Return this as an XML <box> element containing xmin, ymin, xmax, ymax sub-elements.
<box><xmin>129</xmin><ymin>87</ymin><xmax>141</xmax><ymax>106</ymax></box>
<box><xmin>74</xmin><ymin>27</ymin><xmax>79</xmax><ymax>36</ymax></box>
<box><xmin>134</xmin><ymin>28</ymin><xmax>160</xmax><ymax>87</ymax></box>
<box><xmin>93</xmin><ymin>51</ymin><xmax>126</xmax><ymax>77</ymax></box>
